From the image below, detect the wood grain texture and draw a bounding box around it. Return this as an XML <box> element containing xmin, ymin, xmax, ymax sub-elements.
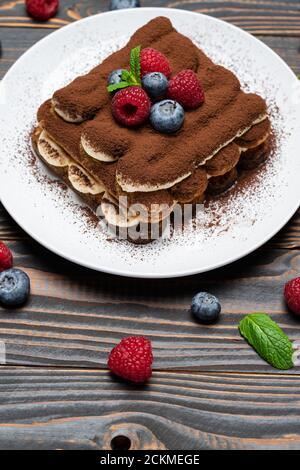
<box><xmin>0</xmin><ymin>367</ymin><xmax>300</xmax><ymax>450</ymax></box>
<box><xmin>1</xmin><ymin>0</ymin><xmax>300</xmax><ymax>36</ymax></box>
<box><xmin>0</xmin><ymin>0</ymin><xmax>300</xmax><ymax>450</ymax></box>
<box><xmin>0</xmin><ymin>241</ymin><xmax>299</xmax><ymax>373</ymax></box>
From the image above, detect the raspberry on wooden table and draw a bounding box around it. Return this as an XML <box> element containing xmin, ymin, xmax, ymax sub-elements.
<box><xmin>25</xmin><ymin>0</ymin><xmax>59</xmax><ymax>21</ymax></box>
<box><xmin>0</xmin><ymin>241</ymin><xmax>13</xmax><ymax>273</ymax></box>
<box><xmin>0</xmin><ymin>269</ymin><xmax>30</xmax><ymax>308</ymax></box>
<box><xmin>284</xmin><ymin>277</ymin><xmax>300</xmax><ymax>316</ymax></box>
<box><xmin>108</xmin><ymin>336</ymin><xmax>153</xmax><ymax>383</ymax></box>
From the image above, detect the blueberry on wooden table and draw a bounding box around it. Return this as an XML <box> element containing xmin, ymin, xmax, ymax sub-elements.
<box><xmin>110</xmin><ymin>0</ymin><xmax>141</xmax><ymax>10</ymax></box>
<box><xmin>0</xmin><ymin>269</ymin><xmax>30</xmax><ymax>308</ymax></box>
<box><xmin>191</xmin><ymin>292</ymin><xmax>221</xmax><ymax>323</ymax></box>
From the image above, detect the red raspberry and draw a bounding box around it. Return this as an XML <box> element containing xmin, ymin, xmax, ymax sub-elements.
<box><xmin>111</xmin><ymin>86</ymin><xmax>150</xmax><ymax>127</ymax></box>
<box><xmin>26</xmin><ymin>0</ymin><xmax>59</xmax><ymax>21</ymax></box>
<box><xmin>284</xmin><ymin>277</ymin><xmax>300</xmax><ymax>315</ymax></box>
<box><xmin>108</xmin><ymin>336</ymin><xmax>153</xmax><ymax>383</ymax></box>
<box><xmin>140</xmin><ymin>48</ymin><xmax>171</xmax><ymax>78</ymax></box>
<box><xmin>0</xmin><ymin>242</ymin><xmax>13</xmax><ymax>273</ymax></box>
<box><xmin>168</xmin><ymin>69</ymin><xmax>205</xmax><ymax>110</ymax></box>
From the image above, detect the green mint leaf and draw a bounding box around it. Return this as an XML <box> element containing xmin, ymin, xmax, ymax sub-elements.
<box><xmin>107</xmin><ymin>81</ymin><xmax>130</xmax><ymax>93</ymax></box>
<box><xmin>239</xmin><ymin>313</ymin><xmax>293</xmax><ymax>370</ymax></box>
<box><xmin>127</xmin><ymin>75</ymin><xmax>139</xmax><ymax>86</ymax></box>
<box><xmin>106</xmin><ymin>46</ymin><xmax>141</xmax><ymax>93</ymax></box>
<box><xmin>130</xmin><ymin>45</ymin><xmax>141</xmax><ymax>85</ymax></box>
<box><xmin>121</xmin><ymin>70</ymin><xmax>131</xmax><ymax>81</ymax></box>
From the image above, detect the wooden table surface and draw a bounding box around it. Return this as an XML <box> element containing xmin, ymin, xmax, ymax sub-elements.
<box><xmin>0</xmin><ymin>0</ymin><xmax>300</xmax><ymax>451</ymax></box>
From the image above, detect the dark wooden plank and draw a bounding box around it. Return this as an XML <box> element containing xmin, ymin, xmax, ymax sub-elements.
<box><xmin>0</xmin><ymin>241</ymin><xmax>299</xmax><ymax>373</ymax></box>
<box><xmin>1</xmin><ymin>0</ymin><xmax>300</xmax><ymax>36</ymax></box>
<box><xmin>0</xmin><ymin>367</ymin><xmax>300</xmax><ymax>450</ymax></box>
<box><xmin>0</xmin><ymin>0</ymin><xmax>299</xmax><ymax>451</ymax></box>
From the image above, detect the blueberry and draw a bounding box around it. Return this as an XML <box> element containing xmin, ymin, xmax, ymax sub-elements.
<box><xmin>150</xmin><ymin>100</ymin><xmax>184</xmax><ymax>134</ymax></box>
<box><xmin>191</xmin><ymin>292</ymin><xmax>221</xmax><ymax>324</ymax></box>
<box><xmin>110</xmin><ymin>0</ymin><xmax>140</xmax><ymax>10</ymax></box>
<box><xmin>0</xmin><ymin>269</ymin><xmax>30</xmax><ymax>308</ymax></box>
<box><xmin>107</xmin><ymin>69</ymin><xmax>125</xmax><ymax>86</ymax></box>
<box><xmin>142</xmin><ymin>72</ymin><xmax>168</xmax><ymax>100</ymax></box>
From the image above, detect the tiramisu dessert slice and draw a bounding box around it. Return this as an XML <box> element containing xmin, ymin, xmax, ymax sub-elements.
<box><xmin>32</xmin><ymin>16</ymin><xmax>271</xmax><ymax>242</ymax></box>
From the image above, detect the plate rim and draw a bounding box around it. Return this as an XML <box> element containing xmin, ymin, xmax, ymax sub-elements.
<box><xmin>0</xmin><ymin>7</ymin><xmax>299</xmax><ymax>279</ymax></box>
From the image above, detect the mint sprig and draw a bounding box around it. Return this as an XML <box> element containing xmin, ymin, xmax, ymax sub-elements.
<box><xmin>239</xmin><ymin>313</ymin><xmax>293</xmax><ymax>370</ymax></box>
<box><xmin>130</xmin><ymin>45</ymin><xmax>141</xmax><ymax>84</ymax></box>
<box><xmin>107</xmin><ymin>81</ymin><xmax>131</xmax><ymax>93</ymax></box>
<box><xmin>107</xmin><ymin>45</ymin><xmax>141</xmax><ymax>93</ymax></box>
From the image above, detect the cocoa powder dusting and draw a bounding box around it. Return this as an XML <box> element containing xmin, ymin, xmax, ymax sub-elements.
<box><xmin>39</xmin><ymin>16</ymin><xmax>268</xmax><ymax>191</ymax></box>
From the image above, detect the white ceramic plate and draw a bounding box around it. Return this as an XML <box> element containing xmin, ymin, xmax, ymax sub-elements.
<box><xmin>1</xmin><ymin>8</ymin><xmax>300</xmax><ymax>278</ymax></box>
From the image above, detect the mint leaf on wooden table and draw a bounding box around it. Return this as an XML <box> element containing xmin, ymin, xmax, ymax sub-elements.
<box><xmin>239</xmin><ymin>313</ymin><xmax>293</xmax><ymax>370</ymax></box>
<box><xmin>107</xmin><ymin>45</ymin><xmax>141</xmax><ymax>92</ymax></box>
